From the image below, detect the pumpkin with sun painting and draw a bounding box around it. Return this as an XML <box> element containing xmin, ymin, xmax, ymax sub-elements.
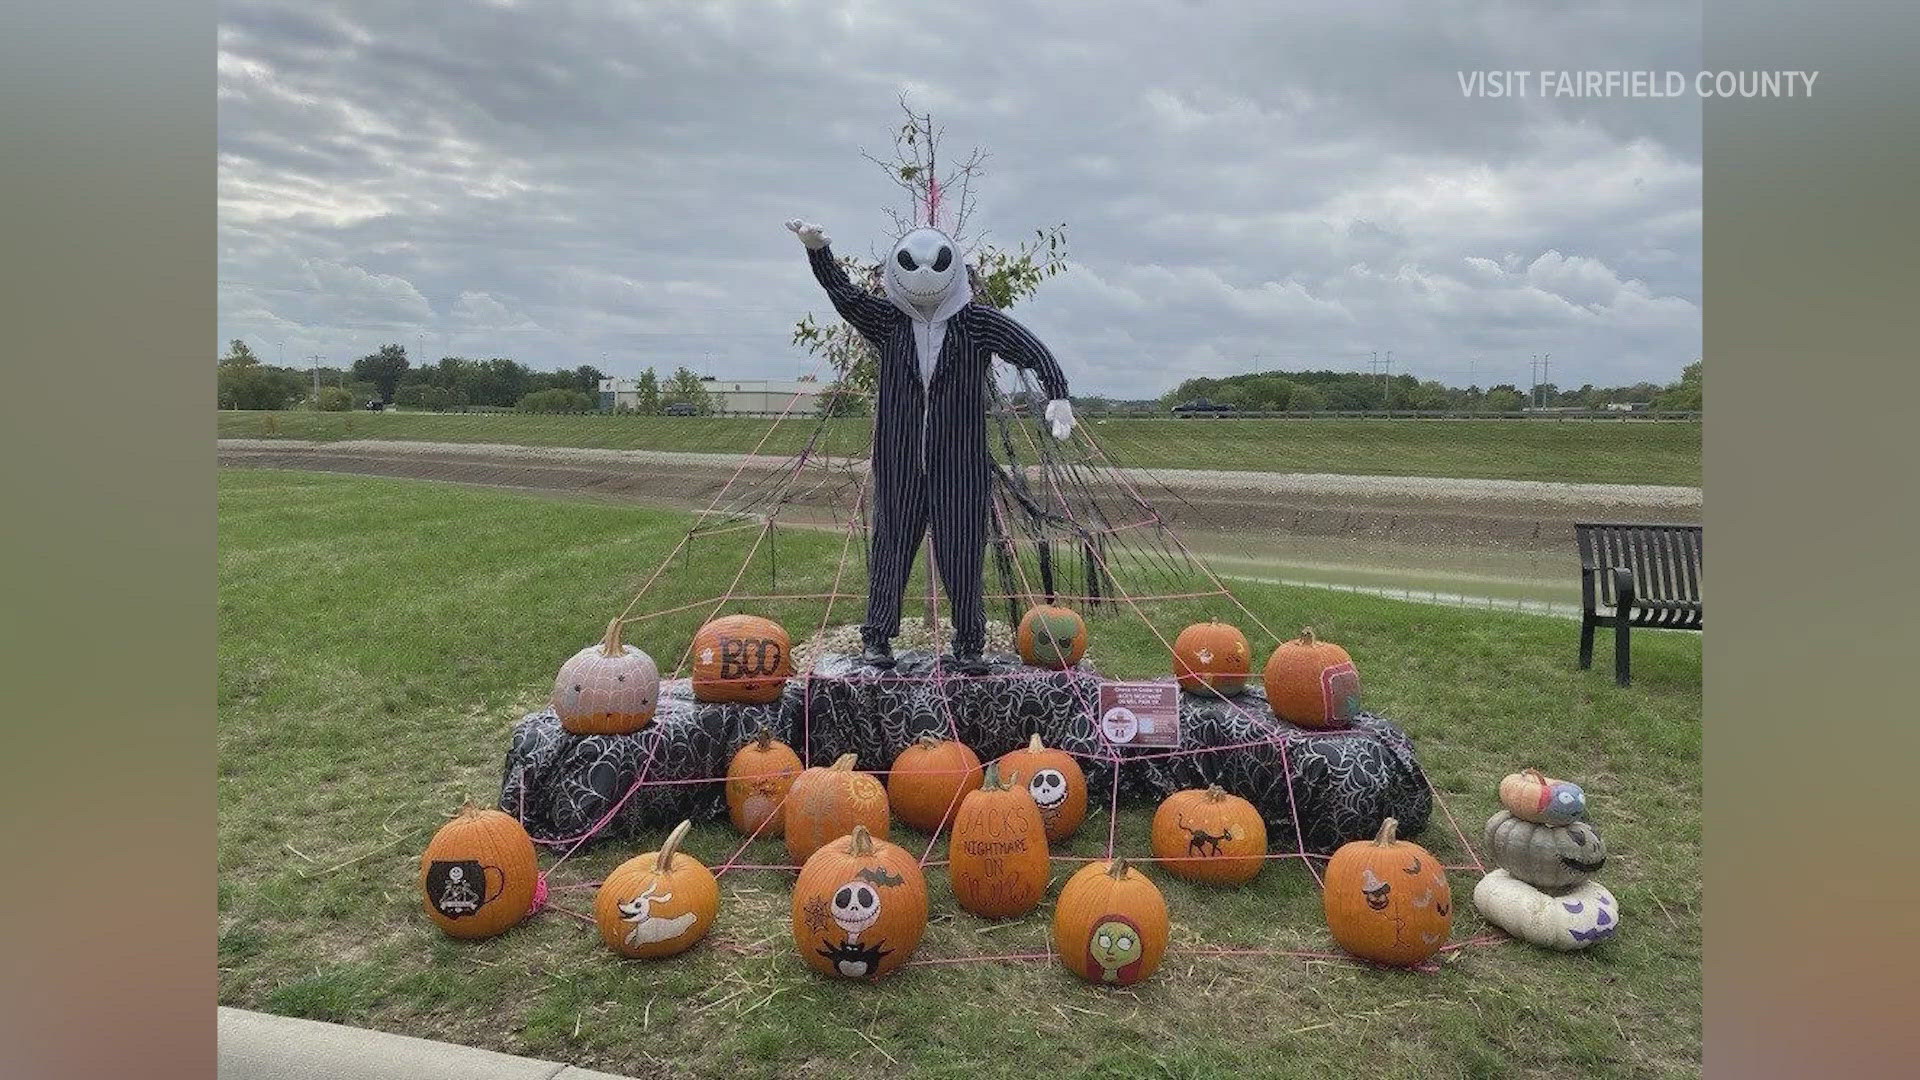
<box><xmin>1322</xmin><ymin>817</ymin><xmax>1451</xmax><ymax>966</ymax></box>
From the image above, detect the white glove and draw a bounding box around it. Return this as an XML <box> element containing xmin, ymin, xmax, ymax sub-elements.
<box><xmin>785</xmin><ymin>219</ymin><xmax>830</xmax><ymax>251</ymax></box>
<box><xmin>1045</xmin><ymin>399</ymin><xmax>1075</xmax><ymax>441</ymax></box>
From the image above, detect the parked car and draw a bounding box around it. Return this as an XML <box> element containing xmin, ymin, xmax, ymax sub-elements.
<box><xmin>664</xmin><ymin>401</ymin><xmax>698</xmax><ymax>416</ymax></box>
<box><xmin>1170</xmin><ymin>399</ymin><xmax>1235</xmax><ymax>414</ymax></box>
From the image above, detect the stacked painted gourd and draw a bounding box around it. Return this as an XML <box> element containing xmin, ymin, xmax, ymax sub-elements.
<box><xmin>1473</xmin><ymin>769</ymin><xmax>1620</xmax><ymax>951</ymax></box>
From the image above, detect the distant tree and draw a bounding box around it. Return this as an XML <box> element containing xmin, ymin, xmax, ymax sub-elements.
<box><xmin>663</xmin><ymin>367</ymin><xmax>713</xmax><ymax>414</ymax></box>
<box><xmin>1656</xmin><ymin>359</ymin><xmax>1703</xmax><ymax>411</ymax></box>
<box><xmin>217</xmin><ymin>365</ymin><xmax>302</xmax><ymax>410</ymax></box>
<box><xmin>635</xmin><ymin>368</ymin><xmax>662</xmax><ymax>414</ymax></box>
<box><xmin>516</xmin><ymin>388</ymin><xmax>595</xmax><ymax>413</ymax></box>
<box><xmin>351</xmin><ymin>344</ymin><xmax>410</xmax><ymax>403</ymax></box>
<box><xmin>220</xmin><ymin>339</ymin><xmax>259</xmax><ymax>369</ymax></box>
<box><xmin>572</xmin><ymin>364</ymin><xmax>607</xmax><ymax>395</ymax></box>
<box><xmin>1484</xmin><ymin>385</ymin><xmax>1525</xmax><ymax>412</ymax></box>
<box><xmin>315</xmin><ymin>386</ymin><xmax>355</xmax><ymax>411</ymax></box>
<box><xmin>1288</xmin><ymin>384</ymin><xmax>1328</xmax><ymax>412</ymax></box>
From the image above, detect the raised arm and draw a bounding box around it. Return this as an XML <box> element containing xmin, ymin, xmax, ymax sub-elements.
<box><xmin>974</xmin><ymin>307</ymin><xmax>1075</xmax><ymax>439</ymax></box>
<box><xmin>786</xmin><ymin>219</ymin><xmax>895</xmax><ymax>344</ymax></box>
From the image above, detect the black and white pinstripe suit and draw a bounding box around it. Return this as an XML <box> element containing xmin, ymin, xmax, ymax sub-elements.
<box><xmin>807</xmin><ymin>244</ymin><xmax>1069</xmax><ymax>655</ymax></box>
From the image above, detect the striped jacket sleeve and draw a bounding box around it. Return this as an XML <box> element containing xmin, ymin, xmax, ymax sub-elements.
<box><xmin>807</xmin><ymin>244</ymin><xmax>895</xmax><ymax>344</ymax></box>
<box><xmin>974</xmin><ymin>308</ymin><xmax>1069</xmax><ymax>400</ymax></box>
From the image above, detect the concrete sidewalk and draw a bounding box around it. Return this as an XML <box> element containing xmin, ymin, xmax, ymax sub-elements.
<box><xmin>218</xmin><ymin>1007</ymin><xmax>635</xmax><ymax>1080</ymax></box>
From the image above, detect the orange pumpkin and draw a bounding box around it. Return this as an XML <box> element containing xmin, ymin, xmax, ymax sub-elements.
<box><xmin>1262</xmin><ymin>626</ymin><xmax>1361</xmax><ymax>728</ymax></box>
<box><xmin>1172</xmin><ymin>619</ymin><xmax>1251</xmax><ymax>694</ymax></box>
<box><xmin>691</xmin><ymin>614</ymin><xmax>792</xmax><ymax>704</ymax></box>
<box><xmin>791</xmin><ymin>825</ymin><xmax>928</xmax><ymax>980</ymax></box>
<box><xmin>784</xmin><ymin>753</ymin><xmax>890</xmax><ymax>864</ymax></box>
<box><xmin>995</xmin><ymin>733</ymin><xmax>1087</xmax><ymax>842</ymax></box>
<box><xmin>552</xmin><ymin>619</ymin><xmax>661</xmax><ymax>735</ymax></box>
<box><xmin>419</xmin><ymin>803</ymin><xmax>540</xmax><ymax>939</ymax></box>
<box><xmin>1150</xmin><ymin>785</ymin><xmax>1267</xmax><ymax>885</ymax></box>
<box><xmin>725</xmin><ymin>728</ymin><xmax>803</xmax><ymax>837</ymax></box>
<box><xmin>1053</xmin><ymin>858</ymin><xmax>1170</xmax><ymax>987</ymax></box>
<box><xmin>886</xmin><ymin>735</ymin><xmax>983</xmax><ymax>833</ymax></box>
<box><xmin>593</xmin><ymin>820</ymin><xmax>718</xmax><ymax>958</ymax></box>
<box><xmin>1016</xmin><ymin>603</ymin><xmax>1088</xmax><ymax>670</ymax></box>
<box><xmin>947</xmin><ymin>761</ymin><xmax>1051</xmax><ymax>918</ymax></box>
<box><xmin>1322</xmin><ymin>817</ymin><xmax>1452</xmax><ymax>967</ymax></box>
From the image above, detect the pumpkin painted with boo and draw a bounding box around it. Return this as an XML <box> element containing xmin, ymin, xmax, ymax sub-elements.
<box><xmin>552</xmin><ymin>619</ymin><xmax>661</xmax><ymax>735</ymax></box>
<box><xmin>1322</xmin><ymin>817</ymin><xmax>1451</xmax><ymax>966</ymax></box>
<box><xmin>784</xmin><ymin>753</ymin><xmax>889</xmax><ymax>864</ymax></box>
<box><xmin>791</xmin><ymin>825</ymin><xmax>928</xmax><ymax>980</ymax></box>
<box><xmin>691</xmin><ymin>614</ymin><xmax>792</xmax><ymax>704</ymax></box>
<box><xmin>593</xmin><ymin>820</ymin><xmax>718</xmax><ymax>958</ymax></box>
<box><xmin>1498</xmin><ymin>768</ymin><xmax>1587</xmax><ymax>825</ymax></box>
<box><xmin>947</xmin><ymin>761</ymin><xmax>1050</xmax><ymax>918</ymax></box>
<box><xmin>995</xmin><ymin>733</ymin><xmax>1087</xmax><ymax>842</ymax></box>
<box><xmin>1261</xmin><ymin>626</ymin><xmax>1360</xmax><ymax>729</ymax></box>
<box><xmin>419</xmin><ymin>803</ymin><xmax>540</xmax><ymax>939</ymax></box>
<box><xmin>1053</xmin><ymin>858</ymin><xmax>1170</xmax><ymax>987</ymax></box>
<box><xmin>886</xmin><ymin>735</ymin><xmax>983</xmax><ymax>833</ymax></box>
<box><xmin>725</xmin><ymin>728</ymin><xmax>802</xmax><ymax>838</ymax></box>
<box><xmin>1150</xmin><ymin>784</ymin><xmax>1267</xmax><ymax>885</ymax></box>
<box><xmin>1172</xmin><ymin>619</ymin><xmax>1251</xmax><ymax>694</ymax></box>
<box><xmin>1017</xmin><ymin>603</ymin><xmax>1088</xmax><ymax>670</ymax></box>
<box><xmin>1473</xmin><ymin>869</ymin><xmax>1619</xmax><ymax>951</ymax></box>
<box><xmin>1484</xmin><ymin>810</ymin><xmax>1607</xmax><ymax>889</ymax></box>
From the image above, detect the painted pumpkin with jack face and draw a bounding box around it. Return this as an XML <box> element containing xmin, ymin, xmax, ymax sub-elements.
<box><xmin>1484</xmin><ymin>810</ymin><xmax>1607</xmax><ymax>890</ymax></box>
<box><xmin>1172</xmin><ymin>619</ymin><xmax>1252</xmax><ymax>694</ymax></box>
<box><xmin>1017</xmin><ymin>603</ymin><xmax>1088</xmax><ymax>670</ymax></box>
<box><xmin>1473</xmin><ymin>869</ymin><xmax>1619</xmax><ymax>951</ymax></box>
<box><xmin>1150</xmin><ymin>785</ymin><xmax>1267</xmax><ymax>885</ymax></box>
<box><xmin>995</xmin><ymin>733</ymin><xmax>1087</xmax><ymax>842</ymax></box>
<box><xmin>947</xmin><ymin>761</ymin><xmax>1050</xmax><ymax>919</ymax></box>
<box><xmin>593</xmin><ymin>820</ymin><xmax>718</xmax><ymax>959</ymax></box>
<box><xmin>791</xmin><ymin>825</ymin><xmax>928</xmax><ymax>980</ymax></box>
<box><xmin>1053</xmin><ymin>858</ymin><xmax>1169</xmax><ymax>987</ymax></box>
<box><xmin>784</xmin><ymin>753</ymin><xmax>889</xmax><ymax>864</ymax></box>
<box><xmin>552</xmin><ymin>619</ymin><xmax>660</xmax><ymax>735</ymax></box>
<box><xmin>1322</xmin><ymin>817</ymin><xmax>1452</xmax><ymax>967</ymax></box>
<box><xmin>1498</xmin><ymin>768</ymin><xmax>1587</xmax><ymax>825</ymax></box>
<box><xmin>418</xmin><ymin>803</ymin><xmax>540</xmax><ymax>940</ymax></box>
<box><xmin>1262</xmin><ymin>626</ymin><xmax>1360</xmax><ymax>729</ymax></box>
<box><xmin>724</xmin><ymin>728</ymin><xmax>802</xmax><ymax>838</ymax></box>
<box><xmin>886</xmin><ymin>734</ymin><xmax>983</xmax><ymax>833</ymax></box>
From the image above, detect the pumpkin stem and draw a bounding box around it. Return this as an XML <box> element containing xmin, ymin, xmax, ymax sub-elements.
<box><xmin>915</xmin><ymin>733</ymin><xmax>941</xmax><ymax>749</ymax></box>
<box><xmin>1027</xmin><ymin>733</ymin><xmax>1044</xmax><ymax>753</ymax></box>
<box><xmin>1523</xmin><ymin>767</ymin><xmax>1546</xmax><ymax>783</ymax></box>
<box><xmin>1106</xmin><ymin>857</ymin><xmax>1131</xmax><ymax>880</ymax></box>
<box><xmin>982</xmin><ymin>759</ymin><xmax>1015</xmax><ymax>791</ymax></box>
<box><xmin>755</xmin><ymin>727</ymin><xmax>774</xmax><ymax>751</ymax></box>
<box><xmin>600</xmin><ymin>618</ymin><xmax>625</xmax><ymax>657</ymax></box>
<box><xmin>1205</xmin><ymin>784</ymin><xmax>1227</xmax><ymax>801</ymax></box>
<box><xmin>1373</xmin><ymin>817</ymin><xmax>1400</xmax><ymax>846</ymax></box>
<box><xmin>657</xmin><ymin>819</ymin><xmax>692</xmax><ymax>871</ymax></box>
<box><xmin>848</xmin><ymin>824</ymin><xmax>875</xmax><ymax>857</ymax></box>
<box><xmin>1299</xmin><ymin>626</ymin><xmax>1317</xmax><ymax>646</ymax></box>
<box><xmin>830</xmin><ymin>753</ymin><xmax>858</xmax><ymax>772</ymax></box>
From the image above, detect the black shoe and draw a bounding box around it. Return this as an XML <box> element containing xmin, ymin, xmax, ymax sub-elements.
<box><xmin>859</xmin><ymin>639</ymin><xmax>896</xmax><ymax>669</ymax></box>
<box><xmin>942</xmin><ymin>651</ymin><xmax>990</xmax><ymax>676</ymax></box>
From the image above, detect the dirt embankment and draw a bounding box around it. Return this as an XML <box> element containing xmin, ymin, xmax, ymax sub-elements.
<box><xmin>217</xmin><ymin>438</ymin><xmax>1700</xmax><ymax>554</ymax></box>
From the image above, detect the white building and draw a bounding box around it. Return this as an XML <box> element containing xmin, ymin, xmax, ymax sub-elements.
<box><xmin>598</xmin><ymin>376</ymin><xmax>826</xmax><ymax>415</ymax></box>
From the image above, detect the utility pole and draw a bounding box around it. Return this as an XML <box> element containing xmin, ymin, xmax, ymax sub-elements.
<box><xmin>308</xmin><ymin>354</ymin><xmax>324</xmax><ymax>400</ymax></box>
<box><xmin>1541</xmin><ymin>353</ymin><xmax>1550</xmax><ymax>407</ymax></box>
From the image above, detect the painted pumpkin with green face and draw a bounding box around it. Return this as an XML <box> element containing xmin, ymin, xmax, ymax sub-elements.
<box><xmin>1017</xmin><ymin>604</ymin><xmax>1088</xmax><ymax>670</ymax></box>
<box><xmin>1484</xmin><ymin>811</ymin><xmax>1607</xmax><ymax>890</ymax></box>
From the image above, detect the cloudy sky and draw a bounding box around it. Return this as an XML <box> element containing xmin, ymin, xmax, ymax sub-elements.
<box><xmin>218</xmin><ymin>0</ymin><xmax>1701</xmax><ymax>397</ymax></box>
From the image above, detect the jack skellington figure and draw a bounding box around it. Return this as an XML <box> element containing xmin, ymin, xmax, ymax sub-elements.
<box><xmin>787</xmin><ymin>218</ymin><xmax>1073</xmax><ymax>673</ymax></box>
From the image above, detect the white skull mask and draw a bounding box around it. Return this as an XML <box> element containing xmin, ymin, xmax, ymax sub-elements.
<box><xmin>830</xmin><ymin>880</ymin><xmax>881</xmax><ymax>939</ymax></box>
<box><xmin>1028</xmin><ymin>768</ymin><xmax>1068</xmax><ymax>810</ymax></box>
<box><xmin>881</xmin><ymin>227</ymin><xmax>968</xmax><ymax>322</ymax></box>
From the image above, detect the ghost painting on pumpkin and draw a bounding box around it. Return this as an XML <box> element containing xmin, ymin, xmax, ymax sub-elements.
<box><xmin>787</xmin><ymin>217</ymin><xmax>1073</xmax><ymax>671</ymax></box>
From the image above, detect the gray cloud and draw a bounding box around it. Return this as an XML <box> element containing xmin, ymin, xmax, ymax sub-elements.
<box><xmin>219</xmin><ymin>0</ymin><xmax>1701</xmax><ymax>393</ymax></box>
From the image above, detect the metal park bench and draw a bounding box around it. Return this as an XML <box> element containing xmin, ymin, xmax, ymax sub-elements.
<box><xmin>1575</xmin><ymin>523</ymin><xmax>1703</xmax><ymax>686</ymax></box>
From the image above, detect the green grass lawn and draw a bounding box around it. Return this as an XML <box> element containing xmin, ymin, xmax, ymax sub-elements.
<box><xmin>217</xmin><ymin>410</ymin><xmax>1702</xmax><ymax>486</ymax></box>
<box><xmin>218</xmin><ymin>469</ymin><xmax>1702</xmax><ymax>1078</ymax></box>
